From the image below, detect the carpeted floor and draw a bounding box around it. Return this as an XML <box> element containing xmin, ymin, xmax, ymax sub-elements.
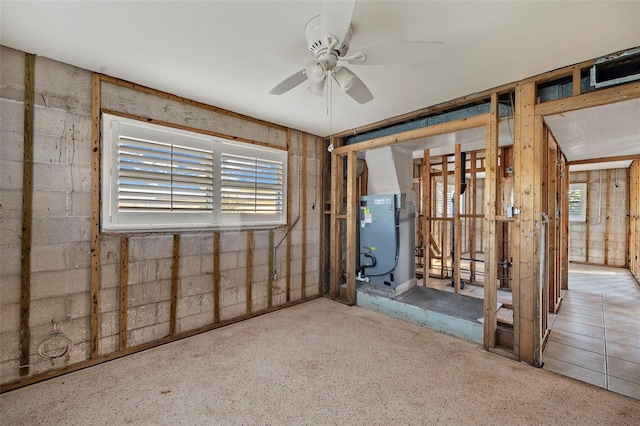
<box><xmin>1</xmin><ymin>297</ymin><xmax>638</xmax><ymax>425</ymax></box>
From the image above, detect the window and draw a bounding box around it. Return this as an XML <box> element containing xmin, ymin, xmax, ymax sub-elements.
<box><xmin>568</xmin><ymin>183</ymin><xmax>587</xmax><ymax>222</ymax></box>
<box><xmin>102</xmin><ymin>114</ymin><xmax>286</xmax><ymax>231</ymax></box>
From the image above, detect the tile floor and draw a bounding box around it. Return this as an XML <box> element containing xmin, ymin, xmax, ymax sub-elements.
<box><xmin>543</xmin><ymin>263</ymin><xmax>640</xmax><ymax>400</ymax></box>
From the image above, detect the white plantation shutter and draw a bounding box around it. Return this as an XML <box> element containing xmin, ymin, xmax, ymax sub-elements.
<box><xmin>102</xmin><ymin>114</ymin><xmax>286</xmax><ymax>231</ymax></box>
<box><xmin>118</xmin><ymin>137</ymin><xmax>214</xmax><ymax>211</ymax></box>
<box><xmin>221</xmin><ymin>154</ymin><xmax>283</xmax><ymax>213</ymax></box>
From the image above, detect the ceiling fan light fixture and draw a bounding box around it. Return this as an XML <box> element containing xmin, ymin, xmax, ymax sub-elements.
<box><xmin>333</xmin><ymin>66</ymin><xmax>357</xmax><ymax>92</ymax></box>
<box><xmin>306</xmin><ymin>61</ymin><xmax>326</xmax><ymax>83</ymax></box>
<box><xmin>308</xmin><ymin>80</ymin><xmax>326</xmax><ymax>96</ymax></box>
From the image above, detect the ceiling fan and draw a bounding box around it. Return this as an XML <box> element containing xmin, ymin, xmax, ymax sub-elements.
<box><xmin>268</xmin><ymin>0</ymin><xmax>444</xmax><ymax>104</ymax></box>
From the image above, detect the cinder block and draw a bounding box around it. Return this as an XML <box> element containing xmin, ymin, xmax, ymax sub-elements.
<box><xmin>219</xmin><ymin>302</ymin><xmax>246</xmax><ymax>321</ymax></box>
<box><xmin>33</xmin><ymin>134</ymin><xmax>69</xmax><ymax>165</ymax></box>
<box><xmin>31</xmin><ymin>268</ymin><xmax>89</xmax><ymax>300</ymax></box>
<box><xmin>34</xmin><ymin>56</ymin><xmax>92</xmax><ymax>115</ymax></box>
<box><xmin>0</xmin><ymin>189</ymin><xmax>22</xmax><ymax>221</ymax></box>
<box><xmin>70</xmin><ymin>191</ymin><xmax>91</xmax><ymax>217</ymax></box>
<box><xmin>156</xmin><ymin>301</ymin><xmax>171</xmax><ymax>324</ymax></box>
<box><xmin>65</xmin><ymin>292</ymin><xmax>90</xmax><ymax>320</ymax></box>
<box><xmin>70</xmin><ymin>137</ymin><xmax>93</xmax><ymax>168</ymax></box>
<box><xmin>100</xmin><ymin>311</ymin><xmax>118</xmax><ymax>337</ymax></box>
<box><xmin>0</xmin><ymin>244</ymin><xmax>20</xmax><ymax>276</ymax></box>
<box><xmin>127</xmin><ymin>303</ymin><xmax>157</xmax><ymax>330</ymax></box>
<box><xmin>29</xmin><ymin>297</ymin><xmax>66</xmax><ymax>326</ymax></box>
<box><xmin>70</xmin><ymin>165</ymin><xmax>91</xmax><ymax>192</ymax></box>
<box><xmin>252</xmin><ymin>264</ymin><xmax>268</xmax><ymax>283</ymax></box>
<box><xmin>0</xmin><ymin>359</ymin><xmax>20</xmax><ymax>385</ymax></box>
<box><xmin>180</xmin><ymin>274</ymin><xmax>211</xmax><ymax>297</ymax></box>
<box><xmin>252</xmin><ymin>231</ymin><xmax>270</xmax><ymax>250</ymax></box>
<box><xmin>100</xmin><ymin>287</ymin><xmax>119</xmax><ymax>314</ymax></box>
<box><xmin>220</xmin><ymin>268</ymin><xmax>246</xmax><ymax>290</ymax></box>
<box><xmin>0</xmin><ymin>330</ymin><xmax>19</xmax><ymax>361</ymax></box>
<box><xmin>0</xmin><ymin>46</ymin><xmax>25</xmax><ymax>88</ymax></box>
<box><xmin>0</xmin><ymin>275</ymin><xmax>20</xmax><ymax>304</ymax></box>
<box><xmin>34</xmin><ymin>106</ymin><xmax>67</xmax><ymax>138</ymax></box>
<box><xmin>220</xmin><ymin>287</ymin><xmax>239</xmax><ymax>306</ymax></box>
<box><xmin>180</xmin><ymin>234</ymin><xmax>212</xmax><ymax>256</ymax></box>
<box><xmin>157</xmin><ymin>259</ymin><xmax>173</xmax><ymax>280</ymax></box>
<box><xmin>177</xmin><ymin>310</ymin><xmax>213</xmax><ymax>333</ymax></box>
<box><xmin>100</xmin><ymin>263</ymin><xmax>119</xmax><ymax>290</ymax></box>
<box><xmin>100</xmin><ymin>237</ymin><xmax>121</xmax><ymax>265</ymax></box>
<box><xmin>220</xmin><ymin>231</ymin><xmax>247</xmax><ymax>252</ymax></box>
<box><xmin>100</xmin><ymin>335</ymin><xmax>118</xmax><ymax>356</ymax></box>
<box><xmin>220</xmin><ymin>252</ymin><xmax>240</xmax><ymax>270</ymax></box>
<box><xmin>179</xmin><ymin>255</ymin><xmax>201</xmax><ymax>277</ymax></box>
<box><xmin>128</xmin><ymin>260</ymin><xmax>158</xmax><ymax>285</ymax></box>
<box><xmin>0</xmin><ymin>160</ymin><xmax>23</xmax><ymax>190</ymax></box>
<box><xmin>128</xmin><ymin>280</ymin><xmax>171</xmax><ymax>308</ymax></box>
<box><xmin>0</xmin><ymin>303</ymin><xmax>19</xmax><ymax>334</ymax></box>
<box><xmin>30</xmin><ymin>244</ymin><xmax>66</xmax><ymax>273</ymax></box>
<box><xmin>0</xmin><ymin>100</ymin><xmax>24</xmax><ymax>135</ymax></box>
<box><xmin>31</xmin><ymin>216</ymin><xmax>90</xmax><ymax>245</ymax></box>
<box><xmin>252</xmin><ymin>248</ymin><xmax>269</xmax><ymax>267</ymax></box>
<box><xmin>251</xmin><ymin>296</ymin><xmax>268</xmax><ymax>313</ymax></box>
<box><xmin>176</xmin><ymin>294</ymin><xmax>202</xmax><ymax>319</ymax></box>
<box><xmin>130</xmin><ymin>236</ymin><xmax>173</xmax><ymax>262</ymax></box>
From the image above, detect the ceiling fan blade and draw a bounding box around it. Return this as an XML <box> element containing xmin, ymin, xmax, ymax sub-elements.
<box><xmin>348</xmin><ymin>42</ymin><xmax>444</xmax><ymax>65</ymax></box>
<box><xmin>268</xmin><ymin>69</ymin><xmax>308</xmax><ymax>95</ymax></box>
<box><xmin>321</xmin><ymin>0</ymin><xmax>355</xmax><ymax>46</ymax></box>
<box><xmin>333</xmin><ymin>67</ymin><xmax>373</xmax><ymax>104</ymax></box>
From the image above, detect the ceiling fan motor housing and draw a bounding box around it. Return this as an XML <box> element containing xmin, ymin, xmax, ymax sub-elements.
<box><xmin>305</xmin><ymin>15</ymin><xmax>351</xmax><ymax>64</ymax></box>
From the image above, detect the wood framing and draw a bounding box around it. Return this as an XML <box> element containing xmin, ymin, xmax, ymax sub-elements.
<box><xmin>469</xmin><ymin>151</ymin><xmax>477</xmax><ymax>282</ymax></box>
<box><xmin>286</xmin><ymin>129</ymin><xmax>292</xmax><ymax>302</ymax></box>
<box><xmin>119</xmin><ymin>237</ymin><xmax>129</xmax><ymax>350</ymax></box>
<box><xmin>483</xmin><ymin>93</ymin><xmax>499</xmax><ymax>349</ymax></box>
<box><xmin>301</xmin><ymin>133</ymin><xmax>307</xmax><ymax>299</ymax></box>
<box><xmin>421</xmin><ymin>149</ymin><xmax>431</xmax><ymax>280</ymax></box>
<box><xmin>345</xmin><ymin>151</ymin><xmax>358</xmax><ymax>304</ymax></box>
<box><xmin>453</xmin><ymin>144</ymin><xmax>462</xmax><ymax>293</ymax></box>
<box><xmin>268</xmin><ymin>230</ymin><xmax>274</xmax><ymax>308</ymax></box>
<box><xmin>213</xmin><ymin>232</ymin><xmax>221</xmax><ymax>323</ymax></box>
<box><xmin>441</xmin><ymin>154</ymin><xmax>449</xmax><ymax>278</ymax></box>
<box><xmin>19</xmin><ymin>53</ymin><xmax>35</xmax><ymax>376</ymax></box>
<box><xmin>246</xmin><ymin>231</ymin><xmax>253</xmax><ymax>314</ymax></box>
<box><xmin>170</xmin><ymin>234</ymin><xmax>180</xmax><ymax>336</ymax></box>
<box><xmin>90</xmin><ymin>72</ymin><xmax>102</xmax><ymax>358</ymax></box>
<box><xmin>605</xmin><ymin>169</ymin><xmax>612</xmax><ymax>265</ymax></box>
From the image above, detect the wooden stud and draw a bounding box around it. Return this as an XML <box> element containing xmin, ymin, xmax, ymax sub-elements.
<box><xmin>246</xmin><ymin>231</ymin><xmax>253</xmax><ymax>314</ymax></box>
<box><xmin>268</xmin><ymin>230</ymin><xmax>274</xmax><ymax>308</ymax></box>
<box><xmin>568</xmin><ymin>154</ymin><xmax>640</xmax><ymax>166</ymax></box>
<box><xmin>469</xmin><ymin>151</ymin><xmax>477</xmax><ymax>282</ymax></box>
<box><xmin>346</xmin><ymin>150</ymin><xmax>358</xmax><ymax>304</ymax></box>
<box><xmin>286</xmin><ymin>129</ymin><xmax>292</xmax><ymax>302</ymax></box>
<box><xmin>90</xmin><ymin>72</ymin><xmax>102</xmax><ymax>359</ymax></box>
<box><xmin>441</xmin><ymin>155</ymin><xmax>449</xmax><ymax>278</ymax></box>
<box><xmin>560</xmin><ymin>155</ymin><xmax>570</xmax><ymax>290</ymax></box>
<box><xmin>605</xmin><ymin>169</ymin><xmax>612</xmax><ymax>265</ymax></box>
<box><xmin>483</xmin><ymin>93</ymin><xmax>499</xmax><ymax>349</ymax></box>
<box><xmin>330</xmin><ymin>147</ymin><xmax>344</xmax><ymax>298</ymax></box>
<box><xmin>119</xmin><ymin>237</ymin><xmax>129</xmax><ymax>350</ymax></box>
<box><xmin>213</xmin><ymin>232</ymin><xmax>220</xmax><ymax>323</ymax></box>
<box><xmin>19</xmin><ymin>53</ymin><xmax>35</xmax><ymax>375</ymax></box>
<box><xmin>170</xmin><ymin>234</ymin><xmax>180</xmax><ymax>336</ymax></box>
<box><xmin>624</xmin><ymin>168</ymin><xmax>630</xmax><ymax>269</ymax></box>
<box><xmin>301</xmin><ymin>133</ymin><xmax>307</xmax><ymax>299</ymax></box>
<box><xmin>586</xmin><ymin>171</ymin><xmax>591</xmax><ymax>263</ymax></box>
<box><xmin>572</xmin><ymin>67</ymin><xmax>582</xmax><ymax>96</ymax></box>
<box><xmin>453</xmin><ymin>144</ymin><xmax>462</xmax><ymax>293</ymax></box>
<box><xmin>421</xmin><ymin>149</ymin><xmax>431</xmax><ymax>281</ymax></box>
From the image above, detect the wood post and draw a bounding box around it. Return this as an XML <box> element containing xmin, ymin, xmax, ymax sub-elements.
<box><xmin>268</xmin><ymin>230</ymin><xmax>274</xmax><ymax>308</ymax></box>
<box><xmin>119</xmin><ymin>237</ymin><xmax>129</xmax><ymax>350</ymax></box>
<box><xmin>90</xmin><ymin>72</ymin><xmax>102</xmax><ymax>358</ymax></box>
<box><xmin>286</xmin><ymin>129</ymin><xmax>292</xmax><ymax>302</ymax></box>
<box><xmin>246</xmin><ymin>231</ymin><xmax>253</xmax><ymax>314</ymax></box>
<box><xmin>483</xmin><ymin>93</ymin><xmax>499</xmax><ymax>349</ymax></box>
<box><xmin>441</xmin><ymin>154</ymin><xmax>449</xmax><ymax>277</ymax></box>
<box><xmin>20</xmin><ymin>53</ymin><xmax>35</xmax><ymax>375</ymax></box>
<box><xmin>301</xmin><ymin>133</ymin><xmax>307</xmax><ymax>299</ymax></box>
<box><xmin>170</xmin><ymin>234</ymin><xmax>180</xmax><ymax>336</ymax></box>
<box><xmin>421</xmin><ymin>149</ymin><xmax>431</xmax><ymax>281</ymax></box>
<box><xmin>346</xmin><ymin>150</ymin><xmax>358</xmax><ymax>304</ymax></box>
<box><xmin>213</xmin><ymin>232</ymin><xmax>220</xmax><ymax>323</ymax></box>
<box><xmin>453</xmin><ymin>144</ymin><xmax>462</xmax><ymax>293</ymax></box>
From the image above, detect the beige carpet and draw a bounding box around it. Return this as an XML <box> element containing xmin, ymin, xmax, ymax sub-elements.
<box><xmin>1</xmin><ymin>298</ymin><xmax>639</xmax><ymax>425</ymax></box>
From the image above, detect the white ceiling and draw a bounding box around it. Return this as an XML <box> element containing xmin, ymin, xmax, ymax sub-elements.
<box><xmin>2</xmin><ymin>0</ymin><xmax>639</xmax><ymax>141</ymax></box>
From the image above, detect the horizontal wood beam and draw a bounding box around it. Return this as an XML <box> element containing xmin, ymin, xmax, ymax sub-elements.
<box><xmin>333</xmin><ymin>114</ymin><xmax>490</xmax><ymax>155</ymax></box>
<box><xmin>567</xmin><ymin>154</ymin><xmax>640</xmax><ymax>166</ymax></box>
<box><xmin>535</xmin><ymin>81</ymin><xmax>640</xmax><ymax>116</ymax></box>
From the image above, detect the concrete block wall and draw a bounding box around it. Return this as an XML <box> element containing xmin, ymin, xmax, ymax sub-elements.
<box><xmin>569</xmin><ymin>170</ymin><xmax>628</xmax><ymax>266</ymax></box>
<box><xmin>0</xmin><ymin>46</ymin><xmax>322</xmax><ymax>388</ymax></box>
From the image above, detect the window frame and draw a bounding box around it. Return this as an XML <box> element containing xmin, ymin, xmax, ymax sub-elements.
<box><xmin>568</xmin><ymin>182</ymin><xmax>587</xmax><ymax>223</ymax></box>
<box><xmin>101</xmin><ymin>113</ymin><xmax>287</xmax><ymax>232</ymax></box>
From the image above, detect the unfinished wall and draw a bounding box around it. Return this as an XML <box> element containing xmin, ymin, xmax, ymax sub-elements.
<box><xmin>630</xmin><ymin>160</ymin><xmax>640</xmax><ymax>281</ymax></box>
<box><xmin>569</xmin><ymin>169</ymin><xmax>628</xmax><ymax>267</ymax></box>
<box><xmin>0</xmin><ymin>45</ymin><xmax>321</xmax><ymax>388</ymax></box>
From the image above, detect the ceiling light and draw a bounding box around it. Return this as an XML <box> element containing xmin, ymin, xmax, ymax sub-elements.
<box><xmin>333</xmin><ymin>67</ymin><xmax>357</xmax><ymax>92</ymax></box>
